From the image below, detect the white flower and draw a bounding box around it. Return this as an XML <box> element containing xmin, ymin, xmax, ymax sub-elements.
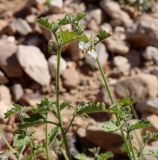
<box><xmin>87</xmin><ymin>49</ymin><xmax>97</xmax><ymax>59</ymax></box>
<box><xmin>79</xmin><ymin>41</ymin><xmax>97</xmax><ymax>59</ymax></box>
<box><xmin>79</xmin><ymin>41</ymin><xmax>91</xmax><ymax>51</ymax></box>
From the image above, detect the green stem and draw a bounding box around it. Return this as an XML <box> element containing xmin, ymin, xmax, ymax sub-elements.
<box><xmin>127</xmin><ymin>132</ymin><xmax>137</xmax><ymax>160</ymax></box>
<box><xmin>56</xmin><ymin>48</ymin><xmax>72</xmax><ymax>160</ymax></box>
<box><xmin>45</xmin><ymin>114</ymin><xmax>50</xmax><ymax>160</ymax></box>
<box><xmin>96</xmin><ymin>57</ymin><xmax>133</xmax><ymax>160</ymax></box>
<box><xmin>65</xmin><ymin>115</ymin><xmax>76</xmax><ymax>135</ymax></box>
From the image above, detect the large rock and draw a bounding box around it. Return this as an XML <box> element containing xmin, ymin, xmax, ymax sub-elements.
<box><xmin>114</xmin><ymin>74</ymin><xmax>158</xmax><ymax>101</ymax></box>
<box><xmin>17</xmin><ymin>45</ymin><xmax>51</xmax><ymax>86</ymax></box>
<box><xmin>127</xmin><ymin>15</ymin><xmax>158</xmax><ymax>47</ymax></box>
<box><xmin>100</xmin><ymin>0</ymin><xmax>133</xmax><ymax>27</ymax></box>
<box><xmin>143</xmin><ymin>46</ymin><xmax>158</xmax><ymax>64</ymax></box>
<box><xmin>62</xmin><ymin>68</ymin><xmax>80</xmax><ymax>90</ymax></box>
<box><xmin>0</xmin><ymin>85</ymin><xmax>12</xmax><ymax>119</ymax></box>
<box><xmin>48</xmin><ymin>55</ymin><xmax>67</xmax><ymax>78</ymax></box>
<box><xmin>0</xmin><ymin>40</ymin><xmax>23</xmax><ymax>77</ymax></box>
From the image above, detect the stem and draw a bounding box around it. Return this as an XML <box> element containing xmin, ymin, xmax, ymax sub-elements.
<box><xmin>18</xmin><ymin>145</ymin><xmax>26</xmax><ymax>160</ymax></box>
<box><xmin>65</xmin><ymin>115</ymin><xmax>76</xmax><ymax>135</ymax></box>
<box><xmin>96</xmin><ymin>57</ymin><xmax>133</xmax><ymax>160</ymax></box>
<box><xmin>45</xmin><ymin>114</ymin><xmax>50</xmax><ymax>160</ymax></box>
<box><xmin>56</xmin><ymin>48</ymin><xmax>72</xmax><ymax>160</ymax></box>
<box><xmin>127</xmin><ymin>132</ymin><xmax>137</xmax><ymax>160</ymax></box>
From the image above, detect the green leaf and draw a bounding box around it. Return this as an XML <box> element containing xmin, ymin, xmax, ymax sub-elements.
<box><xmin>75</xmin><ymin>154</ymin><xmax>93</xmax><ymax>160</ymax></box>
<box><xmin>60</xmin><ymin>101</ymin><xmax>71</xmax><ymax>110</ymax></box>
<box><xmin>97</xmin><ymin>152</ymin><xmax>114</xmax><ymax>160</ymax></box>
<box><xmin>36</xmin><ymin>17</ymin><xmax>53</xmax><ymax>30</ymax></box>
<box><xmin>97</xmin><ymin>31</ymin><xmax>111</xmax><ymax>41</ymax></box>
<box><xmin>58</xmin><ymin>30</ymin><xmax>89</xmax><ymax>46</ymax></box>
<box><xmin>19</xmin><ymin>114</ymin><xmax>44</xmax><ymax>129</ymax></box>
<box><xmin>129</xmin><ymin>120</ymin><xmax>151</xmax><ymax>132</ymax></box>
<box><xmin>103</xmin><ymin>120</ymin><xmax>119</xmax><ymax>132</ymax></box>
<box><xmin>13</xmin><ymin>133</ymin><xmax>31</xmax><ymax>148</ymax></box>
<box><xmin>48</xmin><ymin>126</ymin><xmax>59</xmax><ymax>144</ymax></box>
<box><xmin>76</xmin><ymin>102</ymin><xmax>105</xmax><ymax>115</ymax></box>
<box><xmin>118</xmin><ymin>97</ymin><xmax>134</xmax><ymax>107</ymax></box>
<box><xmin>4</xmin><ymin>104</ymin><xmax>23</xmax><ymax>118</ymax></box>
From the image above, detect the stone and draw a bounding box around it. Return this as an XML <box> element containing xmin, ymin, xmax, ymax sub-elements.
<box><xmin>0</xmin><ymin>71</ymin><xmax>8</xmax><ymax>84</ymax></box>
<box><xmin>114</xmin><ymin>74</ymin><xmax>158</xmax><ymax>101</ymax></box>
<box><xmin>17</xmin><ymin>45</ymin><xmax>51</xmax><ymax>86</ymax></box>
<box><xmin>0</xmin><ymin>19</ymin><xmax>8</xmax><ymax>32</ymax></box>
<box><xmin>127</xmin><ymin>15</ymin><xmax>158</xmax><ymax>47</ymax></box>
<box><xmin>48</xmin><ymin>55</ymin><xmax>67</xmax><ymax>78</ymax></box>
<box><xmin>89</xmin><ymin>9</ymin><xmax>102</xmax><ymax>25</ymax></box>
<box><xmin>0</xmin><ymin>85</ymin><xmax>12</xmax><ymax>119</ymax></box>
<box><xmin>151</xmin><ymin>67</ymin><xmax>158</xmax><ymax>77</ymax></box>
<box><xmin>146</xmin><ymin>115</ymin><xmax>158</xmax><ymax>132</ymax></box>
<box><xmin>100</xmin><ymin>0</ymin><xmax>133</xmax><ymax>27</ymax></box>
<box><xmin>113</xmin><ymin>56</ymin><xmax>130</xmax><ymax>75</ymax></box>
<box><xmin>85</xmin><ymin>42</ymin><xmax>108</xmax><ymax>69</ymax></box>
<box><xmin>105</xmin><ymin>34</ymin><xmax>129</xmax><ymax>55</ymax></box>
<box><xmin>86</xmin><ymin>124</ymin><xmax>123</xmax><ymax>152</ymax></box>
<box><xmin>0</xmin><ymin>40</ymin><xmax>23</xmax><ymax>78</ymax></box>
<box><xmin>48</xmin><ymin>0</ymin><xmax>63</xmax><ymax>13</ymax></box>
<box><xmin>136</xmin><ymin>98</ymin><xmax>158</xmax><ymax>114</ymax></box>
<box><xmin>11</xmin><ymin>84</ymin><xmax>24</xmax><ymax>102</ymax></box>
<box><xmin>100</xmin><ymin>23</ymin><xmax>113</xmax><ymax>33</ymax></box>
<box><xmin>62</xmin><ymin>68</ymin><xmax>79</xmax><ymax>89</ymax></box>
<box><xmin>143</xmin><ymin>46</ymin><xmax>158</xmax><ymax>64</ymax></box>
<box><xmin>9</xmin><ymin>19</ymin><xmax>32</xmax><ymax>36</ymax></box>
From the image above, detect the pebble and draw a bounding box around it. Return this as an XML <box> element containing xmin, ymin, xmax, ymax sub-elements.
<box><xmin>17</xmin><ymin>45</ymin><xmax>51</xmax><ymax>86</ymax></box>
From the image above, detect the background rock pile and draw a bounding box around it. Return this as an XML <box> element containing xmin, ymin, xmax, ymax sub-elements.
<box><xmin>0</xmin><ymin>0</ymin><xmax>158</xmax><ymax>159</ymax></box>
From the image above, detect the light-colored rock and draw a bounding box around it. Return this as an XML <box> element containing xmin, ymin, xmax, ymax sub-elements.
<box><xmin>0</xmin><ymin>71</ymin><xmax>8</xmax><ymax>84</ymax></box>
<box><xmin>85</xmin><ymin>42</ymin><xmax>108</xmax><ymax>69</ymax></box>
<box><xmin>100</xmin><ymin>0</ymin><xmax>133</xmax><ymax>27</ymax></box>
<box><xmin>11</xmin><ymin>84</ymin><xmax>23</xmax><ymax>102</ymax></box>
<box><xmin>17</xmin><ymin>45</ymin><xmax>51</xmax><ymax>86</ymax></box>
<box><xmin>89</xmin><ymin>9</ymin><xmax>102</xmax><ymax>25</ymax></box>
<box><xmin>62</xmin><ymin>68</ymin><xmax>79</xmax><ymax>89</ymax></box>
<box><xmin>0</xmin><ymin>85</ymin><xmax>12</xmax><ymax>119</ymax></box>
<box><xmin>143</xmin><ymin>46</ymin><xmax>158</xmax><ymax>64</ymax></box>
<box><xmin>136</xmin><ymin>98</ymin><xmax>158</xmax><ymax>114</ymax></box>
<box><xmin>127</xmin><ymin>15</ymin><xmax>158</xmax><ymax>47</ymax></box>
<box><xmin>146</xmin><ymin>115</ymin><xmax>158</xmax><ymax>132</ymax></box>
<box><xmin>0</xmin><ymin>40</ymin><xmax>23</xmax><ymax>77</ymax></box>
<box><xmin>113</xmin><ymin>56</ymin><xmax>130</xmax><ymax>75</ymax></box>
<box><xmin>48</xmin><ymin>0</ymin><xmax>63</xmax><ymax>13</ymax></box>
<box><xmin>100</xmin><ymin>23</ymin><xmax>113</xmax><ymax>33</ymax></box>
<box><xmin>10</xmin><ymin>19</ymin><xmax>32</xmax><ymax>36</ymax></box>
<box><xmin>105</xmin><ymin>35</ymin><xmax>129</xmax><ymax>55</ymax></box>
<box><xmin>114</xmin><ymin>74</ymin><xmax>158</xmax><ymax>101</ymax></box>
<box><xmin>151</xmin><ymin>67</ymin><xmax>158</xmax><ymax>77</ymax></box>
<box><xmin>48</xmin><ymin>55</ymin><xmax>67</xmax><ymax>78</ymax></box>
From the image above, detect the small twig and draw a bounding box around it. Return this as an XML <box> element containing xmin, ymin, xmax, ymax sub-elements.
<box><xmin>65</xmin><ymin>115</ymin><xmax>76</xmax><ymax>135</ymax></box>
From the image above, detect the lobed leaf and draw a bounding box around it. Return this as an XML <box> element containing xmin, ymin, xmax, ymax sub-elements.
<box><xmin>76</xmin><ymin>102</ymin><xmax>105</xmax><ymax>115</ymax></box>
<box><xmin>103</xmin><ymin>120</ymin><xmax>120</xmax><ymax>132</ymax></box>
<box><xmin>97</xmin><ymin>31</ymin><xmax>111</xmax><ymax>41</ymax></box>
<box><xmin>36</xmin><ymin>17</ymin><xmax>53</xmax><ymax>30</ymax></box>
<box><xmin>129</xmin><ymin>119</ymin><xmax>151</xmax><ymax>132</ymax></box>
<box><xmin>48</xmin><ymin>126</ymin><xmax>59</xmax><ymax>144</ymax></box>
<box><xmin>97</xmin><ymin>152</ymin><xmax>113</xmax><ymax>160</ymax></box>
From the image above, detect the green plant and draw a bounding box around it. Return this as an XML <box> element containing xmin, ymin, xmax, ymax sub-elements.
<box><xmin>1</xmin><ymin>13</ymin><xmax>158</xmax><ymax>160</ymax></box>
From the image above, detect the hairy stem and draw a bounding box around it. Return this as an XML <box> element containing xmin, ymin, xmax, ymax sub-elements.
<box><xmin>45</xmin><ymin>114</ymin><xmax>50</xmax><ymax>160</ymax></box>
<box><xmin>56</xmin><ymin>48</ymin><xmax>72</xmax><ymax>160</ymax></box>
<box><xmin>96</xmin><ymin>57</ymin><xmax>133</xmax><ymax>160</ymax></box>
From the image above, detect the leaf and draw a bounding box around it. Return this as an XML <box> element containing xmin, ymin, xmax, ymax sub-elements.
<box><xmin>103</xmin><ymin>120</ymin><xmax>119</xmax><ymax>132</ymax></box>
<box><xmin>58</xmin><ymin>30</ymin><xmax>89</xmax><ymax>45</ymax></box>
<box><xmin>4</xmin><ymin>104</ymin><xmax>23</xmax><ymax>118</ymax></box>
<box><xmin>13</xmin><ymin>133</ymin><xmax>31</xmax><ymax>148</ymax></box>
<box><xmin>60</xmin><ymin>101</ymin><xmax>71</xmax><ymax>110</ymax></box>
<box><xmin>19</xmin><ymin>114</ymin><xmax>44</xmax><ymax>129</ymax></box>
<box><xmin>97</xmin><ymin>152</ymin><xmax>113</xmax><ymax>160</ymax></box>
<box><xmin>97</xmin><ymin>31</ymin><xmax>111</xmax><ymax>41</ymax></box>
<box><xmin>129</xmin><ymin>120</ymin><xmax>151</xmax><ymax>132</ymax></box>
<box><xmin>36</xmin><ymin>17</ymin><xmax>53</xmax><ymax>30</ymax></box>
<box><xmin>76</xmin><ymin>102</ymin><xmax>105</xmax><ymax>115</ymax></box>
<box><xmin>118</xmin><ymin>97</ymin><xmax>134</xmax><ymax>107</ymax></box>
<box><xmin>48</xmin><ymin>127</ymin><xmax>59</xmax><ymax>144</ymax></box>
<box><xmin>75</xmin><ymin>154</ymin><xmax>93</xmax><ymax>160</ymax></box>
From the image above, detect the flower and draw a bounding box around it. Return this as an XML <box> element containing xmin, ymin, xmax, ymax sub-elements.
<box><xmin>79</xmin><ymin>41</ymin><xmax>97</xmax><ymax>59</ymax></box>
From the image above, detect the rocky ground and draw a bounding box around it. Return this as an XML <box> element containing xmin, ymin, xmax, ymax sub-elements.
<box><xmin>0</xmin><ymin>0</ymin><xmax>158</xmax><ymax>159</ymax></box>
